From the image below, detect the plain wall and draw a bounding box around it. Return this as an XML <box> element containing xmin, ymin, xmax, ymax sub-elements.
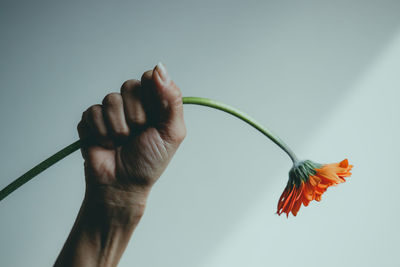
<box><xmin>1</xmin><ymin>1</ymin><xmax>400</xmax><ymax>266</ymax></box>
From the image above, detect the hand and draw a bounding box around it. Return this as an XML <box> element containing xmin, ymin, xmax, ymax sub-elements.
<box><xmin>77</xmin><ymin>63</ymin><xmax>186</xmax><ymax>204</ymax></box>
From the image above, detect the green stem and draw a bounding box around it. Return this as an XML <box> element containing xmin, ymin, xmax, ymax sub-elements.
<box><xmin>0</xmin><ymin>97</ymin><xmax>298</xmax><ymax>202</ymax></box>
<box><xmin>0</xmin><ymin>140</ymin><xmax>82</xmax><ymax>201</ymax></box>
<box><xmin>182</xmin><ymin>97</ymin><xmax>298</xmax><ymax>162</ymax></box>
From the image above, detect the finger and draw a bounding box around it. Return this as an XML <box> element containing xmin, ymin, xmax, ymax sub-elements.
<box><xmin>140</xmin><ymin>69</ymin><xmax>160</xmax><ymax>125</ymax></box>
<box><xmin>102</xmin><ymin>93</ymin><xmax>131</xmax><ymax>142</ymax></box>
<box><xmin>77</xmin><ymin>119</ymin><xmax>91</xmax><ymax>159</ymax></box>
<box><xmin>120</xmin><ymin>79</ymin><xmax>147</xmax><ymax>131</ymax></box>
<box><xmin>77</xmin><ymin>114</ymin><xmax>91</xmax><ymax>141</ymax></box>
<box><xmin>142</xmin><ymin>62</ymin><xmax>186</xmax><ymax>144</ymax></box>
<box><xmin>85</xmin><ymin>105</ymin><xmax>108</xmax><ymax>138</ymax></box>
<box><xmin>82</xmin><ymin>104</ymin><xmax>114</xmax><ymax>148</ymax></box>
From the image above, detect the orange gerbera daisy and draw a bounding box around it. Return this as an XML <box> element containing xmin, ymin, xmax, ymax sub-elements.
<box><xmin>277</xmin><ymin>159</ymin><xmax>353</xmax><ymax>217</ymax></box>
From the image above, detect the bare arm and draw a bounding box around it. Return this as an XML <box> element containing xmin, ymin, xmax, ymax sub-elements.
<box><xmin>54</xmin><ymin>63</ymin><xmax>186</xmax><ymax>267</ymax></box>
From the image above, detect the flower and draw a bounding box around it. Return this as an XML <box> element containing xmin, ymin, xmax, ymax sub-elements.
<box><xmin>277</xmin><ymin>159</ymin><xmax>353</xmax><ymax>217</ymax></box>
<box><xmin>0</xmin><ymin>94</ymin><xmax>354</xmax><ymax>215</ymax></box>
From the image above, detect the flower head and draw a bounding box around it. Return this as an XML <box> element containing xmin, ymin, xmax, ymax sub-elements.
<box><xmin>277</xmin><ymin>159</ymin><xmax>353</xmax><ymax>217</ymax></box>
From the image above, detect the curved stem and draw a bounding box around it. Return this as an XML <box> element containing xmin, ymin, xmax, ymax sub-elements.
<box><xmin>182</xmin><ymin>97</ymin><xmax>298</xmax><ymax>163</ymax></box>
<box><xmin>0</xmin><ymin>140</ymin><xmax>82</xmax><ymax>201</ymax></box>
<box><xmin>0</xmin><ymin>97</ymin><xmax>298</xmax><ymax>202</ymax></box>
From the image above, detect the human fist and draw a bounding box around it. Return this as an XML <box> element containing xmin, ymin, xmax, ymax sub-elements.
<box><xmin>77</xmin><ymin>63</ymin><xmax>186</xmax><ymax>200</ymax></box>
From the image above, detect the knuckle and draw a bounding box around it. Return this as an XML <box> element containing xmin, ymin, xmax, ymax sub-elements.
<box><xmin>77</xmin><ymin>120</ymin><xmax>84</xmax><ymax>132</ymax></box>
<box><xmin>120</xmin><ymin>79</ymin><xmax>140</xmax><ymax>94</ymax></box>
<box><xmin>132</xmin><ymin>116</ymin><xmax>147</xmax><ymax>126</ymax></box>
<box><xmin>171</xmin><ymin>82</ymin><xmax>183</xmax><ymax>99</ymax></box>
<box><xmin>77</xmin><ymin>120</ymin><xmax>88</xmax><ymax>138</ymax></box>
<box><xmin>175</xmin><ymin>87</ymin><xmax>183</xmax><ymax>99</ymax></box>
<box><xmin>172</xmin><ymin>90</ymin><xmax>183</xmax><ymax>106</ymax></box>
<box><xmin>176</xmin><ymin>127</ymin><xmax>187</xmax><ymax>143</ymax></box>
<box><xmin>141</xmin><ymin>70</ymin><xmax>153</xmax><ymax>84</ymax></box>
<box><xmin>113</xmin><ymin>127</ymin><xmax>130</xmax><ymax>138</ymax></box>
<box><xmin>87</xmin><ymin>104</ymin><xmax>101</xmax><ymax>118</ymax></box>
<box><xmin>170</xmin><ymin>125</ymin><xmax>187</xmax><ymax>144</ymax></box>
<box><xmin>128</xmin><ymin>109</ymin><xmax>147</xmax><ymax>127</ymax></box>
<box><xmin>85</xmin><ymin>105</ymin><xmax>108</xmax><ymax>137</ymax></box>
<box><xmin>102</xmin><ymin>93</ymin><xmax>121</xmax><ymax>106</ymax></box>
<box><xmin>161</xmin><ymin>81</ymin><xmax>183</xmax><ymax>107</ymax></box>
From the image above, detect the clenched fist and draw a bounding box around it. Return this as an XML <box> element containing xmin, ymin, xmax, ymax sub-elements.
<box><xmin>55</xmin><ymin>63</ymin><xmax>186</xmax><ymax>267</ymax></box>
<box><xmin>77</xmin><ymin>63</ymin><xmax>186</xmax><ymax>203</ymax></box>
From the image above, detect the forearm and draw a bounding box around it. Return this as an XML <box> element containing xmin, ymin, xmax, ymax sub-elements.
<box><xmin>55</xmin><ymin>63</ymin><xmax>184</xmax><ymax>266</ymax></box>
<box><xmin>54</xmin><ymin>186</ymin><xmax>149</xmax><ymax>267</ymax></box>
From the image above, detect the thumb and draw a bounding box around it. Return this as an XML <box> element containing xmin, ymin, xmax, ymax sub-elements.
<box><xmin>151</xmin><ymin>62</ymin><xmax>186</xmax><ymax>144</ymax></box>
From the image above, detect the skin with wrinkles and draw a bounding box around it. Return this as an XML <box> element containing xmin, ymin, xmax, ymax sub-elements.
<box><xmin>54</xmin><ymin>63</ymin><xmax>186</xmax><ymax>267</ymax></box>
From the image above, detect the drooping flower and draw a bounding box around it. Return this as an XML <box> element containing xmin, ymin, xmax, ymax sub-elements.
<box><xmin>277</xmin><ymin>159</ymin><xmax>353</xmax><ymax>217</ymax></box>
<box><xmin>0</xmin><ymin>94</ymin><xmax>354</xmax><ymax>219</ymax></box>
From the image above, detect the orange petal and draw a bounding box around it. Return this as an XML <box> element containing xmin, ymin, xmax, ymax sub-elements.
<box><xmin>302</xmin><ymin>197</ymin><xmax>310</xmax><ymax>207</ymax></box>
<box><xmin>287</xmin><ymin>188</ymin><xmax>299</xmax><ymax>213</ymax></box>
<box><xmin>277</xmin><ymin>159</ymin><xmax>353</xmax><ymax>217</ymax></box>
<box><xmin>339</xmin><ymin>159</ymin><xmax>349</xmax><ymax>168</ymax></box>
<box><xmin>317</xmin><ymin>170</ymin><xmax>341</xmax><ymax>184</ymax></box>
<box><xmin>281</xmin><ymin>186</ymin><xmax>295</xmax><ymax>211</ymax></box>
<box><xmin>309</xmin><ymin>175</ymin><xmax>321</xmax><ymax>186</ymax></box>
<box><xmin>292</xmin><ymin>198</ymin><xmax>302</xmax><ymax>216</ymax></box>
<box><xmin>277</xmin><ymin>187</ymin><xmax>289</xmax><ymax>209</ymax></box>
<box><xmin>295</xmin><ymin>183</ymin><xmax>305</xmax><ymax>201</ymax></box>
<box><xmin>303</xmin><ymin>182</ymin><xmax>315</xmax><ymax>201</ymax></box>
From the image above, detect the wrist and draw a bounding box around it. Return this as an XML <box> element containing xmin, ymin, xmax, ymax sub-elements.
<box><xmin>82</xmin><ymin>185</ymin><xmax>151</xmax><ymax>221</ymax></box>
<box><xmin>54</xmin><ymin>185</ymin><xmax>150</xmax><ymax>267</ymax></box>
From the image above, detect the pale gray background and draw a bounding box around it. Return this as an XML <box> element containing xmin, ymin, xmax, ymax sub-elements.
<box><xmin>1</xmin><ymin>0</ymin><xmax>400</xmax><ymax>266</ymax></box>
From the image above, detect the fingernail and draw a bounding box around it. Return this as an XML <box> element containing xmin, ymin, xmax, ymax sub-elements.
<box><xmin>156</xmin><ymin>62</ymin><xmax>170</xmax><ymax>84</ymax></box>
